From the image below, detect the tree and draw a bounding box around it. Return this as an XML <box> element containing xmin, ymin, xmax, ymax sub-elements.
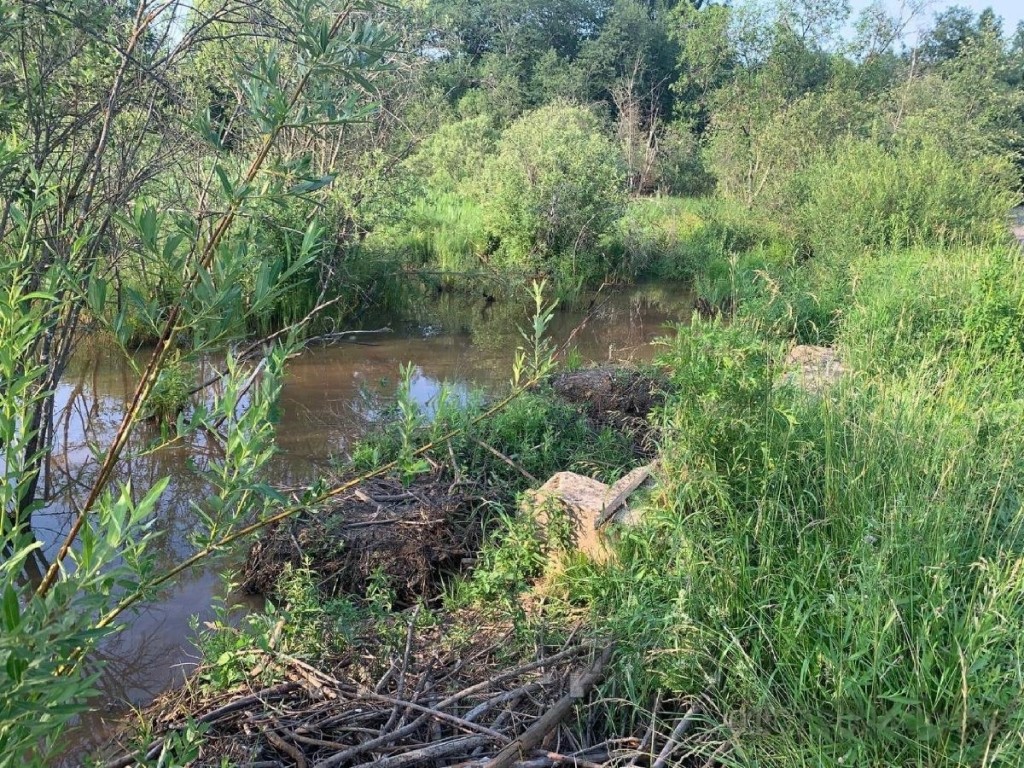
<box><xmin>919</xmin><ymin>5</ymin><xmax>998</xmax><ymax>66</ymax></box>
<box><xmin>0</xmin><ymin>0</ymin><xmax>392</xmax><ymax>761</ymax></box>
<box><xmin>480</xmin><ymin>104</ymin><xmax>625</xmax><ymax>278</ymax></box>
<box><xmin>573</xmin><ymin>0</ymin><xmax>678</xmax><ymax>114</ymax></box>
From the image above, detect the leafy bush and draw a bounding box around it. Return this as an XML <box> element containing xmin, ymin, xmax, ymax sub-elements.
<box><xmin>791</xmin><ymin>137</ymin><xmax>1017</xmax><ymax>257</ymax></box>
<box><xmin>479</xmin><ymin>103</ymin><xmax>627</xmax><ymax>280</ymax></box>
<box><xmin>404</xmin><ymin>116</ymin><xmax>500</xmax><ymax>192</ymax></box>
<box><xmin>706</xmin><ymin>84</ymin><xmax>871</xmax><ymax>208</ymax></box>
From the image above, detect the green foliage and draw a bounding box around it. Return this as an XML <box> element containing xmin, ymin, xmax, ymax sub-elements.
<box><xmin>469</xmin><ymin>393</ymin><xmax>635</xmax><ymax>486</ymax></box>
<box><xmin>196</xmin><ymin>563</ymin><xmax>359</xmax><ymax>692</ymax></box>
<box><xmin>650</xmin><ymin>121</ymin><xmax>715</xmax><ymax>197</ymax></box>
<box><xmin>669</xmin><ymin>1</ymin><xmax>735</xmax><ymax>124</ymax></box>
<box><xmin>7</xmin><ymin>0</ymin><xmax>1024</xmax><ymax>760</ymax></box>
<box><xmin>707</xmin><ymin>83</ymin><xmax>871</xmax><ymax>208</ymax></box>
<box><xmin>394</xmin><ymin>363</ymin><xmax>433</xmax><ymax>485</ymax></box>
<box><xmin>701</xmin><ymin>2</ymin><xmax>1023</xmax><ymax>215</ymax></box>
<box><xmin>479</xmin><ymin>104</ymin><xmax>627</xmax><ymax>280</ymax></box>
<box><xmin>573</xmin><ymin>0</ymin><xmax>678</xmax><ymax>112</ymax></box>
<box><xmin>367</xmin><ymin>193</ymin><xmax>487</xmax><ymax>278</ymax></box>
<box><xmin>553</xmin><ymin>309</ymin><xmax>1024</xmax><ymax>765</ymax></box>
<box><xmin>511</xmin><ymin>280</ymin><xmax>558</xmax><ymax>388</ymax></box>
<box><xmin>792</xmin><ymin>137</ymin><xmax>1016</xmax><ymax>256</ymax></box>
<box><xmin>357</xmin><ymin>387</ymin><xmax>636</xmax><ymax>497</ymax></box>
<box><xmin>0</xmin><ymin>0</ymin><xmax>392</xmax><ymax>760</ymax></box>
<box><xmin>0</xmin><ymin>266</ymin><xmax>161</xmax><ymax>762</ymax></box>
<box><xmin>453</xmin><ymin>508</ymin><xmax>546</xmax><ymax>606</ymax></box>
<box><xmin>734</xmin><ymin>250</ymin><xmax>849</xmax><ymax>344</ymax></box>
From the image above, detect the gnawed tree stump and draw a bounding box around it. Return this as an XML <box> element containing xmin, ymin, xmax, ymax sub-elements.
<box><xmin>778</xmin><ymin>344</ymin><xmax>846</xmax><ymax>395</ymax></box>
<box><xmin>524</xmin><ymin>464</ymin><xmax>655</xmax><ymax>561</ymax></box>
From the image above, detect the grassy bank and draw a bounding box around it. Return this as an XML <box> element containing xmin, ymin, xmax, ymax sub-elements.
<box><xmin>140</xmin><ymin>224</ymin><xmax>1024</xmax><ymax>766</ymax></box>
<box><xmin>558</xmin><ymin>250</ymin><xmax>1024</xmax><ymax>763</ymax></box>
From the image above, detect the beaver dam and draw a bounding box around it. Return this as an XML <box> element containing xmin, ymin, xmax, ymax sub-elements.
<box><xmin>244</xmin><ymin>367</ymin><xmax>664</xmax><ymax>606</ymax></box>
<box><xmin>98</xmin><ymin>366</ymin><xmax>716</xmax><ymax>767</ymax></box>
<box><xmin>45</xmin><ymin>284</ymin><xmax>694</xmax><ymax>764</ymax></box>
<box><xmin>105</xmin><ymin>615</ymin><xmax>709</xmax><ymax>768</ymax></box>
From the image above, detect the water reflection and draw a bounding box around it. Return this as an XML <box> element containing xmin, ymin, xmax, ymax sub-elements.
<box><xmin>45</xmin><ymin>283</ymin><xmax>691</xmax><ymax>759</ymax></box>
<box><xmin>275</xmin><ymin>286</ymin><xmax>690</xmax><ymax>474</ymax></box>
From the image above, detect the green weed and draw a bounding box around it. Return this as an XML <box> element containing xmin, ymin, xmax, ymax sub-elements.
<box><xmin>548</xmin><ymin>292</ymin><xmax>1024</xmax><ymax>765</ymax></box>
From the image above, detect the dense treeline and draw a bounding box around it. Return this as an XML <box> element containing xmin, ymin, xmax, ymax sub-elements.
<box><xmin>320</xmin><ymin>0</ymin><xmax>1024</xmax><ymax>290</ymax></box>
<box><xmin>4</xmin><ymin>0</ymin><xmax>1023</xmax><ymax>328</ymax></box>
<box><xmin>3</xmin><ymin>0</ymin><xmax>1024</xmax><ymax>764</ymax></box>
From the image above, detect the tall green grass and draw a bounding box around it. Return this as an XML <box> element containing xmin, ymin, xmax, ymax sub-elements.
<box><xmin>841</xmin><ymin>245</ymin><xmax>1024</xmax><ymax>376</ymax></box>
<box><xmin>367</xmin><ymin>193</ymin><xmax>487</xmax><ymax>284</ymax></box>
<box><xmin>552</xmin><ymin>243</ymin><xmax>1024</xmax><ymax>765</ymax></box>
<box><xmin>607</xmin><ymin>196</ymin><xmax>772</xmax><ymax>282</ymax></box>
<box><xmin>788</xmin><ymin>138</ymin><xmax>1017</xmax><ymax>258</ymax></box>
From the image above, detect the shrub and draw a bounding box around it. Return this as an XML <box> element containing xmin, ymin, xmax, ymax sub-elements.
<box><xmin>404</xmin><ymin>115</ymin><xmax>500</xmax><ymax>192</ymax></box>
<box><xmin>479</xmin><ymin>103</ymin><xmax>627</xmax><ymax>279</ymax></box>
<box><xmin>706</xmin><ymin>85</ymin><xmax>871</xmax><ymax>208</ymax></box>
<box><xmin>791</xmin><ymin>137</ymin><xmax>1017</xmax><ymax>257</ymax></box>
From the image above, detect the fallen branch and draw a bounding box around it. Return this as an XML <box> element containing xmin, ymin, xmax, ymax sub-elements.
<box><xmin>482</xmin><ymin>645</ymin><xmax>613</xmax><ymax>768</ymax></box>
<box><xmin>349</xmin><ymin>735</ymin><xmax>494</xmax><ymax>768</ymax></box>
<box><xmin>651</xmin><ymin>699</ymin><xmax>703</xmax><ymax>768</ymax></box>
<box><xmin>470</xmin><ymin>437</ymin><xmax>538</xmax><ymax>483</ymax></box>
<box><xmin>265</xmin><ymin>728</ymin><xmax>308</xmax><ymax>768</ymax></box>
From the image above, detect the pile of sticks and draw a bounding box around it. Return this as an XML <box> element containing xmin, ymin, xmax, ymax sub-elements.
<box><xmin>242</xmin><ymin>473</ymin><xmax>481</xmax><ymax>604</ymax></box>
<box><xmin>103</xmin><ymin>607</ymin><xmax>716</xmax><ymax>768</ymax></box>
<box><xmin>104</xmin><ymin>635</ymin><xmax>654</xmax><ymax>768</ymax></box>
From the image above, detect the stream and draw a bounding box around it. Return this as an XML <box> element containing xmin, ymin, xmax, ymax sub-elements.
<box><xmin>44</xmin><ymin>283</ymin><xmax>692</xmax><ymax>762</ymax></box>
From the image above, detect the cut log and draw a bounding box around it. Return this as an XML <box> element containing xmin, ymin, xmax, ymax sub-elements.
<box><xmin>524</xmin><ymin>464</ymin><xmax>655</xmax><ymax>561</ymax></box>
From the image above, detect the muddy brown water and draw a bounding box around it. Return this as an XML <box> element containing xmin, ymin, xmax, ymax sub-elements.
<box><xmin>44</xmin><ymin>283</ymin><xmax>691</xmax><ymax>763</ymax></box>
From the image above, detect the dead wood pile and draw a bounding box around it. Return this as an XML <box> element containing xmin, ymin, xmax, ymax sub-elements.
<box><xmin>548</xmin><ymin>367</ymin><xmax>665</xmax><ymax>455</ymax></box>
<box><xmin>101</xmin><ymin>614</ymin><xmax>706</xmax><ymax>768</ymax></box>
<box><xmin>242</xmin><ymin>474</ymin><xmax>481</xmax><ymax>604</ymax></box>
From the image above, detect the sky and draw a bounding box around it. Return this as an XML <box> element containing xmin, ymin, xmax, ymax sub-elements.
<box><xmin>855</xmin><ymin>0</ymin><xmax>1024</xmax><ymax>36</ymax></box>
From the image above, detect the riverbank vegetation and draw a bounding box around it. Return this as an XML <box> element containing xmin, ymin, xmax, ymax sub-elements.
<box><xmin>3</xmin><ymin>0</ymin><xmax>1024</xmax><ymax>765</ymax></box>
